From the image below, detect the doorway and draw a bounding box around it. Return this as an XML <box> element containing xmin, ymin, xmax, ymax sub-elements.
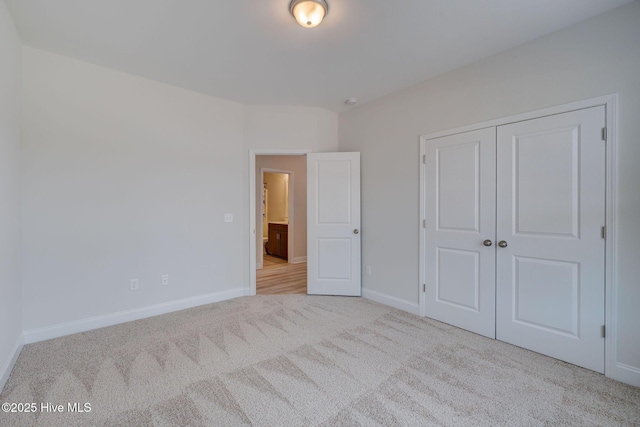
<box><xmin>249</xmin><ymin>149</ymin><xmax>362</xmax><ymax>298</ymax></box>
<box><xmin>255</xmin><ymin>155</ymin><xmax>307</xmax><ymax>295</ymax></box>
<box><xmin>261</xmin><ymin>170</ymin><xmax>291</xmax><ymax>264</ymax></box>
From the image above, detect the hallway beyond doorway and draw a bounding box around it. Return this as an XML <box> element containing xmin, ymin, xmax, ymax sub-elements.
<box><xmin>257</xmin><ymin>255</ymin><xmax>306</xmax><ymax>294</ymax></box>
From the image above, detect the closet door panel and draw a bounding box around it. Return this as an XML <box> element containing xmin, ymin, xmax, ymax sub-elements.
<box><xmin>496</xmin><ymin>106</ymin><xmax>606</xmax><ymax>373</ymax></box>
<box><xmin>424</xmin><ymin>127</ymin><xmax>496</xmax><ymax>338</ymax></box>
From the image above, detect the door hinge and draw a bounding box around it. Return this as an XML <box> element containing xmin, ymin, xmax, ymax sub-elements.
<box><xmin>423</xmin><ymin>283</ymin><xmax>426</xmax><ymax>292</ymax></box>
<box><xmin>423</xmin><ymin>154</ymin><xmax>426</xmax><ymax>164</ymax></box>
<box><xmin>601</xmin><ymin>325</ymin><xmax>606</xmax><ymax>338</ymax></box>
<box><xmin>601</xmin><ymin>226</ymin><xmax>606</xmax><ymax>239</ymax></box>
<box><xmin>602</xmin><ymin>127</ymin><xmax>607</xmax><ymax>141</ymax></box>
<box><xmin>423</xmin><ymin>219</ymin><xmax>426</xmax><ymax>228</ymax></box>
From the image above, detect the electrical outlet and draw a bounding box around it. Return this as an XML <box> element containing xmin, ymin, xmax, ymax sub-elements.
<box><xmin>366</xmin><ymin>265</ymin><xmax>372</xmax><ymax>276</ymax></box>
<box><xmin>130</xmin><ymin>279</ymin><xmax>139</xmax><ymax>291</ymax></box>
<box><xmin>161</xmin><ymin>274</ymin><xmax>169</xmax><ymax>286</ymax></box>
<box><xmin>224</xmin><ymin>213</ymin><xmax>233</xmax><ymax>222</ymax></box>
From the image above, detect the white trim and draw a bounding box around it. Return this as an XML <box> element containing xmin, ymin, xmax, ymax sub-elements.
<box><xmin>23</xmin><ymin>288</ymin><xmax>245</xmax><ymax>344</ymax></box>
<box><xmin>249</xmin><ymin>152</ymin><xmax>257</xmax><ymax>296</ymax></box>
<box><xmin>422</xmin><ymin>94</ymin><xmax>616</xmax><ymax>141</ymax></box>
<box><xmin>602</xmin><ymin>95</ymin><xmax>636</xmax><ymax>387</ymax></box>
<box><xmin>419</xmin><ymin>94</ymin><xmax>630</xmax><ymax>385</ymax></box>
<box><xmin>252</xmin><ymin>149</ymin><xmax>311</xmax><ymax>155</ymax></box>
<box><xmin>616</xmin><ymin>363</ymin><xmax>640</xmax><ymax>377</ymax></box>
<box><xmin>419</xmin><ymin>140</ymin><xmax>427</xmax><ymax>317</ymax></box>
<box><xmin>362</xmin><ymin>288</ymin><xmax>421</xmax><ymax>316</ymax></box>
<box><xmin>249</xmin><ymin>149</ymin><xmax>310</xmax><ymax>296</ymax></box>
<box><xmin>256</xmin><ymin>262</ymin><xmax>263</xmax><ymax>269</ymax></box>
<box><xmin>0</xmin><ymin>334</ymin><xmax>23</xmax><ymax>392</ymax></box>
<box><xmin>292</xmin><ymin>256</ymin><xmax>307</xmax><ymax>264</ymax></box>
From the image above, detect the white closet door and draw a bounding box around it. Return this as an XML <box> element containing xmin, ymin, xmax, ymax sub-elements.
<box><xmin>496</xmin><ymin>106</ymin><xmax>606</xmax><ymax>373</ymax></box>
<box><xmin>424</xmin><ymin>128</ymin><xmax>497</xmax><ymax>338</ymax></box>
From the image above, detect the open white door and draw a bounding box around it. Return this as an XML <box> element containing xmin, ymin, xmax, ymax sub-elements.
<box><xmin>307</xmin><ymin>152</ymin><xmax>361</xmax><ymax>296</ymax></box>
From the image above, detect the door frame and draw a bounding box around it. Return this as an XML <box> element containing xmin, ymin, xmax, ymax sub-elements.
<box><xmin>249</xmin><ymin>149</ymin><xmax>310</xmax><ymax>296</ymax></box>
<box><xmin>419</xmin><ymin>94</ymin><xmax>621</xmax><ymax>381</ymax></box>
<box><xmin>259</xmin><ymin>167</ymin><xmax>294</xmax><ymax>268</ymax></box>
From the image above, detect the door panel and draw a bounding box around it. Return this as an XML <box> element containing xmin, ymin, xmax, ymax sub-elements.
<box><xmin>307</xmin><ymin>153</ymin><xmax>361</xmax><ymax>296</ymax></box>
<box><xmin>513</xmin><ymin>256</ymin><xmax>579</xmax><ymax>336</ymax></box>
<box><xmin>317</xmin><ymin>161</ymin><xmax>352</xmax><ymax>224</ymax></box>
<box><xmin>424</xmin><ymin>128</ymin><xmax>496</xmax><ymax>338</ymax></box>
<box><xmin>437</xmin><ymin>142</ymin><xmax>482</xmax><ymax>232</ymax></box>
<box><xmin>512</xmin><ymin>126</ymin><xmax>580</xmax><ymax>237</ymax></box>
<box><xmin>496</xmin><ymin>106</ymin><xmax>606</xmax><ymax>373</ymax></box>
<box><xmin>317</xmin><ymin>238</ymin><xmax>352</xmax><ymax>279</ymax></box>
<box><xmin>437</xmin><ymin>248</ymin><xmax>480</xmax><ymax>310</ymax></box>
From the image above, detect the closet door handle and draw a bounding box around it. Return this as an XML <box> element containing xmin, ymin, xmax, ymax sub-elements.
<box><xmin>483</xmin><ymin>239</ymin><xmax>493</xmax><ymax>247</ymax></box>
<box><xmin>498</xmin><ymin>240</ymin><xmax>508</xmax><ymax>248</ymax></box>
<box><xmin>353</xmin><ymin>229</ymin><xmax>359</xmax><ymax>234</ymax></box>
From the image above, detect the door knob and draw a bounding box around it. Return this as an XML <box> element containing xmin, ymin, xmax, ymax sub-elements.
<box><xmin>483</xmin><ymin>239</ymin><xmax>493</xmax><ymax>247</ymax></box>
<box><xmin>498</xmin><ymin>240</ymin><xmax>508</xmax><ymax>248</ymax></box>
<box><xmin>353</xmin><ymin>229</ymin><xmax>359</xmax><ymax>234</ymax></box>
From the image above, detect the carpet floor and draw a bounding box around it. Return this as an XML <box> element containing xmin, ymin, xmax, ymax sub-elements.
<box><xmin>1</xmin><ymin>295</ymin><xmax>638</xmax><ymax>426</ymax></box>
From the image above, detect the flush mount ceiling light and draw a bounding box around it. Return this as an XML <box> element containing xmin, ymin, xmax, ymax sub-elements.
<box><xmin>290</xmin><ymin>0</ymin><xmax>328</xmax><ymax>28</ymax></box>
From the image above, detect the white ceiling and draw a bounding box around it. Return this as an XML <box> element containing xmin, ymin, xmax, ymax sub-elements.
<box><xmin>5</xmin><ymin>0</ymin><xmax>634</xmax><ymax>112</ymax></box>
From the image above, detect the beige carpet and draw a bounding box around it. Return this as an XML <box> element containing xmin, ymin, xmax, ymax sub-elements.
<box><xmin>1</xmin><ymin>295</ymin><xmax>638</xmax><ymax>426</ymax></box>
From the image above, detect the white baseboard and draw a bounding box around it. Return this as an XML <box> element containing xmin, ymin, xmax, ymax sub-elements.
<box><xmin>23</xmin><ymin>287</ymin><xmax>246</xmax><ymax>344</ymax></box>
<box><xmin>612</xmin><ymin>362</ymin><xmax>640</xmax><ymax>388</ymax></box>
<box><xmin>292</xmin><ymin>256</ymin><xmax>307</xmax><ymax>264</ymax></box>
<box><xmin>0</xmin><ymin>333</ymin><xmax>24</xmax><ymax>392</ymax></box>
<box><xmin>256</xmin><ymin>261</ymin><xmax>263</xmax><ymax>269</ymax></box>
<box><xmin>362</xmin><ymin>288</ymin><xmax>421</xmax><ymax>316</ymax></box>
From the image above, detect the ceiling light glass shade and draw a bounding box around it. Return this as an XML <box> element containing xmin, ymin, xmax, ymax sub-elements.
<box><xmin>290</xmin><ymin>0</ymin><xmax>328</xmax><ymax>28</ymax></box>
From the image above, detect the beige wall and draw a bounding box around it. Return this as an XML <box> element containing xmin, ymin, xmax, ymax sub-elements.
<box><xmin>256</xmin><ymin>156</ymin><xmax>307</xmax><ymax>264</ymax></box>
<box><xmin>264</xmin><ymin>172</ymin><xmax>288</xmax><ymax>226</ymax></box>
<box><xmin>338</xmin><ymin>1</ymin><xmax>640</xmax><ymax>383</ymax></box>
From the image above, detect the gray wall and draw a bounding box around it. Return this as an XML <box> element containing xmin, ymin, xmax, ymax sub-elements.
<box><xmin>339</xmin><ymin>2</ymin><xmax>640</xmax><ymax>381</ymax></box>
<box><xmin>21</xmin><ymin>47</ymin><xmax>244</xmax><ymax>331</ymax></box>
<box><xmin>0</xmin><ymin>0</ymin><xmax>22</xmax><ymax>388</ymax></box>
<box><xmin>20</xmin><ymin>48</ymin><xmax>338</xmax><ymax>334</ymax></box>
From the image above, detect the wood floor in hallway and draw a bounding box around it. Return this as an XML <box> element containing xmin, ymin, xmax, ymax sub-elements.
<box><xmin>257</xmin><ymin>255</ymin><xmax>307</xmax><ymax>294</ymax></box>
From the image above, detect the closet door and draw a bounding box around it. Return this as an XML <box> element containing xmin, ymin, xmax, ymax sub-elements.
<box><xmin>495</xmin><ymin>106</ymin><xmax>606</xmax><ymax>373</ymax></box>
<box><xmin>424</xmin><ymin>128</ymin><xmax>496</xmax><ymax>338</ymax></box>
